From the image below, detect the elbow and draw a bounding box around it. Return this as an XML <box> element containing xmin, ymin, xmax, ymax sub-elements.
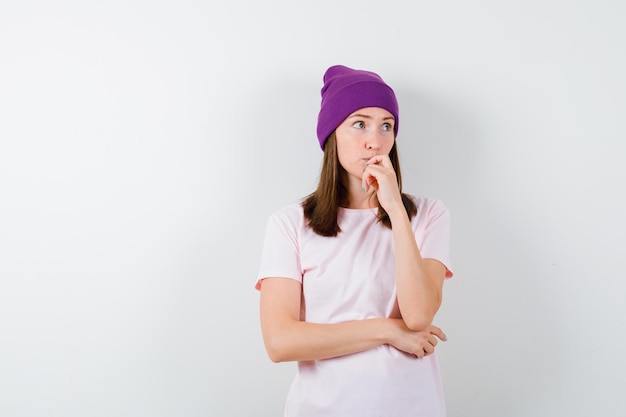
<box><xmin>403</xmin><ymin>314</ymin><xmax>434</xmax><ymax>332</ymax></box>
<box><xmin>267</xmin><ymin>354</ymin><xmax>284</xmax><ymax>364</ymax></box>
<box><xmin>402</xmin><ymin>304</ymin><xmax>440</xmax><ymax>331</ymax></box>
<box><xmin>402</xmin><ymin>295</ymin><xmax>442</xmax><ymax>331</ymax></box>
<box><xmin>264</xmin><ymin>336</ymin><xmax>292</xmax><ymax>363</ymax></box>
<box><xmin>261</xmin><ymin>319</ymin><xmax>301</xmax><ymax>363</ymax></box>
<box><xmin>266</xmin><ymin>349</ymin><xmax>287</xmax><ymax>364</ymax></box>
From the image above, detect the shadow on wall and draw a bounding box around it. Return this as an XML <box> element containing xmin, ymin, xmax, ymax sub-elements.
<box><xmin>395</xmin><ymin>87</ymin><xmax>473</xmax><ymax>202</ymax></box>
<box><xmin>235</xmin><ymin>72</ymin><xmax>323</xmax><ymax>414</ymax></box>
<box><xmin>244</xmin><ymin>73</ymin><xmax>322</xmax><ymax>208</ymax></box>
<box><xmin>397</xmin><ymin>87</ymin><xmax>567</xmax><ymax>414</ymax></box>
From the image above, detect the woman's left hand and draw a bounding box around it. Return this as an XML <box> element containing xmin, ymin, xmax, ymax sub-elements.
<box><xmin>362</xmin><ymin>154</ymin><xmax>403</xmax><ymax>213</ymax></box>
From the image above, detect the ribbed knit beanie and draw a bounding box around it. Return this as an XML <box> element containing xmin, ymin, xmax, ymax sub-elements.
<box><xmin>316</xmin><ymin>65</ymin><xmax>399</xmax><ymax>150</ymax></box>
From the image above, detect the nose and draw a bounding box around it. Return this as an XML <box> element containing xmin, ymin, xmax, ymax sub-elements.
<box><xmin>365</xmin><ymin>132</ymin><xmax>382</xmax><ymax>151</ymax></box>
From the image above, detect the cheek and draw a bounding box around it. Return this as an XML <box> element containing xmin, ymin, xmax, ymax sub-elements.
<box><xmin>384</xmin><ymin>138</ymin><xmax>396</xmax><ymax>154</ymax></box>
<box><xmin>336</xmin><ymin>142</ymin><xmax>354</xmax><ymax>164</ymax></box>
<box><xmin>337</xmin><ymin>150</ymin><xmax>352</xmax><ymax>171</ymax></box>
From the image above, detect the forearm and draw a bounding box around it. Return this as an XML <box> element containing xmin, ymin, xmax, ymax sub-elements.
<box><xmin>388</xmin><ymin>208</ymin><xmax>442</xmax><ymax>331</ymax></box>
<box><xmin>263</xmin><ymin>317</ymin><xmax>395</xmax><ymax>363</ymax></box>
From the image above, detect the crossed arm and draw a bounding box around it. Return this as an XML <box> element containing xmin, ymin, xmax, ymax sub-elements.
<box><xmin>258</xmin><ymin>242</ymin><xmax>447</xmax><ymax>363</ymax></box>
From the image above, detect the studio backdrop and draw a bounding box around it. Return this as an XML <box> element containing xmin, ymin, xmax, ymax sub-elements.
<box><xmin>1</xmin><ymin>1</ymin><xmax>624</xmax><ymax>416</ymax></box>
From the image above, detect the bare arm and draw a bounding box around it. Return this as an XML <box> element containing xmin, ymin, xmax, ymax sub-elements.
<box><xmin>388</xmin><ymin>209</ymin><xmax>446</xmax><ymax>331</ymax></box>
<box><xmin>259</xmin><ymin>277</ymin><xmax>446</xmax><ymax>363</ymax></box>
<box><xmin>363</xmin><ymin>155</ymin><xmax>448</xmax><ymax>331</ymax></box>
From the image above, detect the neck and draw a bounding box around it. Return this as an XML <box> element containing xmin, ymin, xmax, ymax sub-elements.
<box><xmin>344</xmin><ymin>180</ymin><xmax>378</xmax><ymax>209</ymax></box>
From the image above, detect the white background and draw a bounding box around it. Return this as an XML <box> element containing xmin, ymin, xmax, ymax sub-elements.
<box><xmin>1</xmin><ymin>1</ymin><xmax>625</xmax><ymax>416</ymax></box>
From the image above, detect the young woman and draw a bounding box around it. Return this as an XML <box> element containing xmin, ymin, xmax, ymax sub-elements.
<box><xmin>256</xmin><ymin>65</ymin><xmax>453</xmax><ymax>416</ymax></box>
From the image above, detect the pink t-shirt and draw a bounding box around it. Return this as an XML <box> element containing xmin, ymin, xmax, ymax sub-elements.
<box><xmin>256</xmin><ymin>196</ymin><xmax>453</xmax><ymax>417</ymax></box>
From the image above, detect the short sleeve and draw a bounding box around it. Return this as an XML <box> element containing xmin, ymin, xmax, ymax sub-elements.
<box><xmin>255</xmin><ymin>210</ymin><xmax>303</xmax><ymax>290</ymax></box>
<box><xmin>418</xmin><ymin>199</ymin><xmax>454</xmax><ymax>278</ymax></box>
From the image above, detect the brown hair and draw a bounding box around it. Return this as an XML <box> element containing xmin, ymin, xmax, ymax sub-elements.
<box><xmin>302</xmin><ymin>133</ymin><xmax>417</xmax><ymax>237</ymax></box>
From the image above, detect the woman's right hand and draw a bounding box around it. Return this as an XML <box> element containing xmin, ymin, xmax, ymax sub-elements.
<box><xmin>260</xmin><ymin>277</ymin><xmax>447</xmax><ymax>362</ymax></box>
<box><xmin>387</xmin><ymin>320</ymin><xmax>447</xmax><ymax>358</ymax></box>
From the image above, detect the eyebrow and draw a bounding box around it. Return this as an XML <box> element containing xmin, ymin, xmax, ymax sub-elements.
<box><xmin>348</xmin><ymin>113</ymin><xmax>395</xmax><ymax>121</ymax></box>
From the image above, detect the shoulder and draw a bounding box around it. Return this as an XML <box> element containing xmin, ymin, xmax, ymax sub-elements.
<box><xmin>269</xmin><ymin>200</ymin><xmax>304</xmax><ymax>219</ymax></box>
<box><xmin>266</xmin><ymin>200</ymin><xmax>306</xmax><ymax>229</ymax></box>
<box><xmin>405</xmin><ymin>194</ymin><xmax>451</xmax><ymax>226</ymax></box>
<box><xmin>406</xmin><ymin>194</ymin><xmax>449</xmax><ymax>214</ymax></box>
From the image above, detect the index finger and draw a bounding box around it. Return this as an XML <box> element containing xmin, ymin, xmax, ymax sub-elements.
<box><xmin>429</xmin><ymin>325</ymin><xmax>447</xmax><ymax>342</ymax></box>
<box><xmin>366</xmin><ymin>154</ymin><xmax>392</xmax><ymax>167</ymax></box>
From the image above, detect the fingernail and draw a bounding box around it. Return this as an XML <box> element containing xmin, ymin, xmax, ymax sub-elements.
<box><xmin>362</xmin><ymin>183</ymin><xmax>366</xmax><ymax>191</ymax></box>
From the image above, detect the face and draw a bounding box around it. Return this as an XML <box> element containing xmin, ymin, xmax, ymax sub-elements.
<box><xmin>335</xmin><ymin>107</ymin><xmax>395</xmax><ymax>188</ymax></box>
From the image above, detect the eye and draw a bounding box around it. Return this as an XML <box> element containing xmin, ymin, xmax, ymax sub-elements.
<box><xmin>382</xmin><ymin>123</ymin><xmax>393</xmax><ymax>131</ymax></box>
<box><xmin>352</xmin><ymin>121</ymin><xmax>365</xmax><ymax>129</ymax></box>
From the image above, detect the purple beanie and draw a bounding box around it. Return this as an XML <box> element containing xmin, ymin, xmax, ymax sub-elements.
<box><xmin>316</xmin><ymin>65</ymin><xmax>399</xmax><ymax>150</ymax></box>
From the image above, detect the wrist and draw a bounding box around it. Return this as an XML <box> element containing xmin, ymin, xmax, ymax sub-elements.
<box><xmin>386</xmin><ymin>205</ymin><xmax>409</xmax><ymax>225</ymax></box>
<box><xmin>380</xmin><ymin>318</ymin><xmax>402</xmax><ymax>345</ymax></box>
